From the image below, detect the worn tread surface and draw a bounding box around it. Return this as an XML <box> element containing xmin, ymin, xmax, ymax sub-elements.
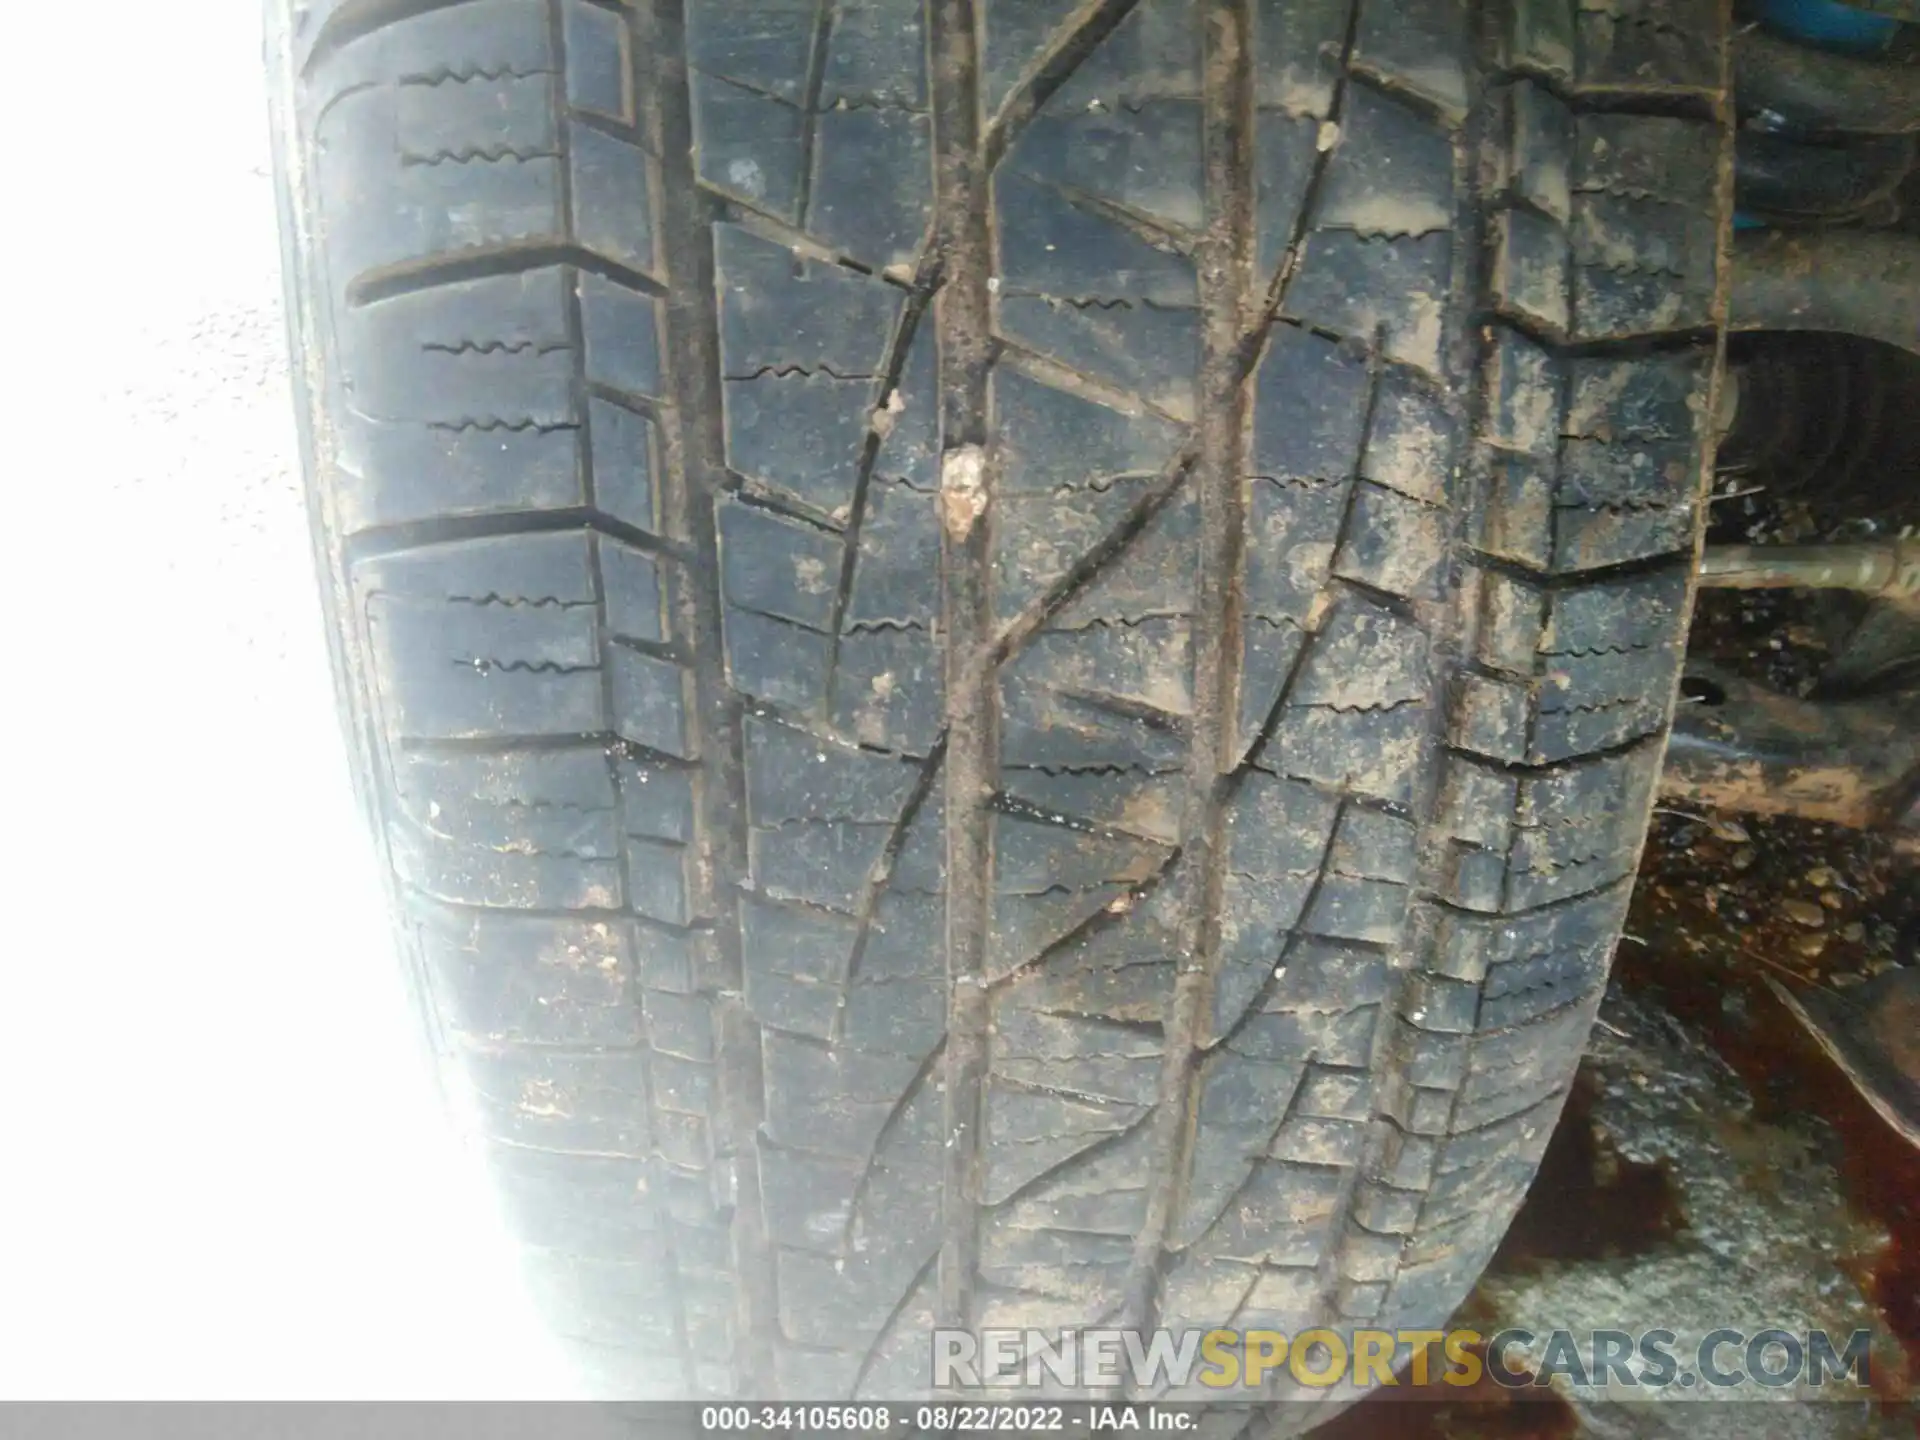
<box><xmin>274</xmin><ymin>0</ymin><xmax>1730</xmax><ymax>1413</ymax></box>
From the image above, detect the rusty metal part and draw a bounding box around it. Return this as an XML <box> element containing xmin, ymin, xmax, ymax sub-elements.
<box><xmin>1731</xmin><ymin>229</ymin><xmax>1920</xmax><ymax>357</ymax></box>
<box><xmin>1734</xmin><ymin>25</ymin><xmax>1920</xmax><ymax>132</ymax></box>
<box><xmin>1818</xmin><ymin>599</ymin><xmax>1920</xmax><ymax>695</ymax></box>
<box><xmin>1899</xmin><ymin>792</ymin><xmax>1920</xmax><ymax>857</ymax></box>
<box><xmin>1661</xmin><ymin>663</ymin><xmax>1920</xmax><ymax>828</ymax></box>
<box><xmin>1768</xmin><ymin>969</ymin><xmax>1920</xmax><ymax>1150</ymax></box>
<box><xmin>1698</xmin><ymin>539</ymin><xmax>1920</xmax><ymax>602</ymax></box>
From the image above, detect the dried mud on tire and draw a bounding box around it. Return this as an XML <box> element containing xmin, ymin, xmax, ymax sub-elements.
<box><xmin>271</xmin><ymin>0</ymin><xmax>1732</xmax><ymax>1413</ymax></box>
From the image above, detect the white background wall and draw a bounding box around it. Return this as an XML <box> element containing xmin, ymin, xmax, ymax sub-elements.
<box><xmin>1</xmin><ymin>2</ymin><xmax>575</xmax><ymax>1397</ymax></box>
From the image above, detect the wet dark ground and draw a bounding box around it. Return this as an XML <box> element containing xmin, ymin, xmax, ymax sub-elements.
<box><xmin>1621</xmin><ymin>812</ymin><xmax>1920</xmax><ymax>1379</ymax></box>
<box><xmin>1316</xmin><ymin>812</ymin><xmax>1918</xmax><ymax>1438</ymax></box>
<box><xmin>1323</xmin><ymin>479</ymin><xmax>1920</xmax><ymax>1436</ymax></box>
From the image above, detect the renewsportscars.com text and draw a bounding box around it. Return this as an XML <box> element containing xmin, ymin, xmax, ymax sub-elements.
<box><xmin>931</xmin><ymin>1327</ymin><xmax>1875</xmax><ymax>1391</ymax></box>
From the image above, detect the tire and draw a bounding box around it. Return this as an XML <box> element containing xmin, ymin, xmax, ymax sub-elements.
<box><xmin>270</xmin><ymin>0</ymin><xmax>1731</xmax><ymax>1412</ymax></box>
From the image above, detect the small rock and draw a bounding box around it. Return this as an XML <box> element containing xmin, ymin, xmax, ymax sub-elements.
<box><xmin>1821</xmin><ymin>890</ymin><xmax>1846</xmax><ymax>911</ymax></box>
<box><xmin>1709</xmin><ymin>817</ymin><xmax>1751</xmax><ymax>844</ymax></box>
<box><xmin>1832</xmin><ymin>972</ymin><xmax>1865</xmax><ymax>989</ymax></box>
<box><xmin>1795</xmin><ymin>933</ymin><xmax>1828</xmax><ymax>959</ymax></box>
<box><xmin>1840</xmin><ymin>922</ymin><xmax>1866</xmax><ymax>943</ymax></box>
<box><xmin>1782</xmin><ymin>898</ymin><xmax>1827</xmax><ymax>929</ymax></box>
<box><xmin>1732</xmin><ymin>847</ymin><xmax>1757</xmax><ymax>872</ymax></box>
<box><xmin>1806</xmin><ymin>865</ymin><xmax>1836</xmax><ymax>888</ymax></box>
<box><xmin>869</xmin><ymin>387</ymin><xmax>907</xmax><ymax>439</ymax></box>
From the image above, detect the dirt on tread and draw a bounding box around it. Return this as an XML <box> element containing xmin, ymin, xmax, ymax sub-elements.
<box><xmin>270</xmin><ymin>0</ymin><xmax>1734</xmax><ymax>1415</ymax></box>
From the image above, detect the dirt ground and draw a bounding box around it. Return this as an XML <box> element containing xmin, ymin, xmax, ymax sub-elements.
<box><xmin>1322</xmin><ymin>491</ymin><xmax>1920</xmax><ymax>1436</ymax></box>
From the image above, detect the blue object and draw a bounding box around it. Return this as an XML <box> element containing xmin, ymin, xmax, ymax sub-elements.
<box><xmin>1757</xmin><ymin>0</ymin><xmax>1904</xmax><ymax>55</ymax></box>
<box><xmin>1734</xmin><ymin>211</ymin><xmax>1771</xmax><ymax>229</ymax></box>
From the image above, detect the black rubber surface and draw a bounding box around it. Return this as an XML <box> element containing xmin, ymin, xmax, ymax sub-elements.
<box><xmin>270</xmin><ymin>0</ymin><xmax>1732</xmax><ymax>1413</ymax></box>
<box><xmin>1731</xmin><ymin>25</ymin><xmax>1920</xmax><ymax>134</ymax></box>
